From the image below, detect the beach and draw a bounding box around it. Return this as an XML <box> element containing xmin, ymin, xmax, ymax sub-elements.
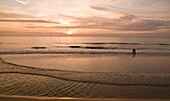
<box><xmin>1</xmin><ymin>0</ymin><xmax>170</xmax><ymax>100</ymax></box>
<box><xmin>0</xmin><ymin>95</ymin><xmax>170</xmax><ymax>101</ymax></box>
<box><xmin>0</xmin><ymin>37</ymin><xmax>170</xmax><ymax>100</ymax></box>
<box><xmin>0</xmin><ymin>55</ymin><xmax>170</xmax><ymax>99</ymax></box>
<box><xmin>1</xmin><ymin>54</ymin><xmax>170</xmax><ymax>72</ymax></box>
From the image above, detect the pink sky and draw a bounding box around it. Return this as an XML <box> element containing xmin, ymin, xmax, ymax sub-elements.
<box><xmin>0</xmin><ymin>0</ymin><xmax>170</xmax><ymax>36</ymax></box>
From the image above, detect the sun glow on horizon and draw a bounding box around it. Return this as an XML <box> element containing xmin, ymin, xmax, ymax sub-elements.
<box><xmin>66</xmin><ymin>30</ymin><xmax>74</xmax><ymax>35</ymax></box>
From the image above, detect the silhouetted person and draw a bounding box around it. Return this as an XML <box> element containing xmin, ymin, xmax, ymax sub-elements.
<box><xmin>132</xmin><ymin>48</ymin><xmax>136</xmax><ymax>55</ymax></box>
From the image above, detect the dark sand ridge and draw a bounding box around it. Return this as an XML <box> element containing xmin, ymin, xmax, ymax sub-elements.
<box><xmin>0</xmin><ymin>57</ymin><xmax>170</xmax><ymax>99</ymax></box>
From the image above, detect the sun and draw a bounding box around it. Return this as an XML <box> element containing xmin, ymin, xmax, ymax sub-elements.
<box><xmin>66</xmin><ymin>30</ymin><xmax>74</xmax><ymax>35</ymax></box>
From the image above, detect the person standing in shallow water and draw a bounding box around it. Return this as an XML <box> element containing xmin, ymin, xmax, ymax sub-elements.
<box><xmin>132</xmin><ymin>48</ymin><xmax>136</xmax><ymax>55</ymax></box>
<box><xmin>132</xmin><ymin>48</ymin><xmax>136</xmax><ymax>58</ymax></box>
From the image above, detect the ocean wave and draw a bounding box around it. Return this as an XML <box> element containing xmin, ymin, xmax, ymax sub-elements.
<box><xmin>0</xmin><ymin>50</ymin><xmax>170</xmax><ymax>55</ymax></box>
<box><xmin>84</xmin><ymin>42</ymin><xmax>141</xmax><ymax>45</ymax></box>
<box><xmin>69</xmin><ymin>46</ymin><xmax>117</xmax><ymax>50</ymax></box>
<box><xmin>1</xmin><ymin>41</ymin><xmax>170</xmax><ymax>55</ymax></box>
<box><xmin>68</xmin><ymin>45</ymin><xmax>170</xmax><ymax>50</ymax></box>
<box><xmin>57</xmin><ymin>42</ymin><xmax>170</xmax><ymax>46</ymax></box>
<box><xmin>0</xmin><ymin>47</ymin><xmax>170</xmax><ymax>55</ymax></box>
<box><xmin>84</xmin><ymin>42</ymin><xmax>170</xmax><ymax>46</ymax></box>
<box><xmin>54</xmin><ymin>42</ymin><xmax>170</xmax><ymax>46</ymax></box>
<box><xmin>31</xmin><ymin>47</ymin><xmax>47</xmax><ymax>49</ymax></box>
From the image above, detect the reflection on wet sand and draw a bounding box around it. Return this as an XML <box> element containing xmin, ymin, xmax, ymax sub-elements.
<box><xmin>1</xmin><ymin>54</ymin><xmax>170</xmax><ymax>72</ymax></box>
<box><xmin>0</xmin><ymin>57</ymin><xmax>170</xmax><ymax>99</ymax></box>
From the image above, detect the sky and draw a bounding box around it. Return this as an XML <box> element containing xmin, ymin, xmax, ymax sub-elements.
<box><xmin>0</xmin><ymin>0</ymin><xmax>170</xmax><ymax>36</ymax></box>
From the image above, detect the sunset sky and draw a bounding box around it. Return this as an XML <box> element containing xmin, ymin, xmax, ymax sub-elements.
<box><xmin>0</xmin><ymin>0</ymin><xmax>170</xmax><ymax>36</ymax></box>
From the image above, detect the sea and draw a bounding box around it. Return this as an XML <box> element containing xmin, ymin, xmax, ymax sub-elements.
<box><xmin>0</xmin><ymin>36</ymin><xmax>170</xmax><ymax>72</ymax></box>
<box><xmin>0</xmin><ymin>36</ymin><xmax>170</xmax><ymax>54</ymax></box>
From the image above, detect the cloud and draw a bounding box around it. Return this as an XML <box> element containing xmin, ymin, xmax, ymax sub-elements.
<box><xmin>110</xmin><ymin>0</ymin><xmax>118</xmax><ymax>2</ymax></box>
<box><xmin>60</xmin><ymin>14</ymin><xmax>170</xmax><ymax>31</ymax></box>
<box><xmin>25</xmin><ymin>15</ymin><xmax>121</xmax><ymax>30</ymax></box>
<box><xmin>0</xmin><ymin>19</ymin><xmax>59</xmax><ymax>24</ymax></box>
<box><xmin>90</xmin><ymin>5</ymin><xmax>109</xmax><ymax>11</ymax></box>
<box><xmin>0</xmin><ymin>12</ymin><xmax>32</xmax><ymax>18</ymax></box>
<box><xmin>90</xmin><ymin>5</ymin><xmax>131</xmax><ymax>13</ymax></box>
<box><xmin>120</xmin><ymin>14</ymin><xmax>137</xmax><ymax>20</ymax></box>
<box><xmin>3</xmin><ymin>12</ymin><xmax>168</xmax><ymax>33</ymax></box>
<box><xmin>118</xmin><ymin>19</ymin><xmax>170</xmax><ymax>31</ymax></box>
<box><xmin>15</xmin><ymin>0</ymin><xmax>30</xmax><ymax>5</ymax></box>
<box><xmin>107</xmin><ymin>5</ymin><xmax>131</xmax><ymax>11</ymax></box>
<box><xmin>26</xmin><ymin>14</ymin><xmax>133</xmax><ymax>30</ymax></box>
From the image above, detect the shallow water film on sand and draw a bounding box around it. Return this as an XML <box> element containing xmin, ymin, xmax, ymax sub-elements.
<box><xmin>0</xmin><ymin>56</ymin><xmax>170</xmax><ymax>99</ymax></box>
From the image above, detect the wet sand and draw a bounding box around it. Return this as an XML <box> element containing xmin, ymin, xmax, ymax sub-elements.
<box><xmin>0</xmin><ymin>56</ymin><xmax>170</xmax><ymax>99</ymax></box>
<box><xmin>0</xmin><ymin>95</ymin><xmax>170</xmax><ymax>101</ymax></box>
<box><xmin>1</xmin><ymin>54</ymin><xmax>170</xmax><ymax>72</ymax></box>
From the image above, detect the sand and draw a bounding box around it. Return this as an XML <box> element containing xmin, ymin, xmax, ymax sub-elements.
<box><xmin>0</xmin><ymin>57</ymin><xmax>170</xmax><ymax>99</ymax></box>
<box><xmin>0</xmin><ymin>95</ymin><xmax>170</xmax><ymax>101</ymax></box>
